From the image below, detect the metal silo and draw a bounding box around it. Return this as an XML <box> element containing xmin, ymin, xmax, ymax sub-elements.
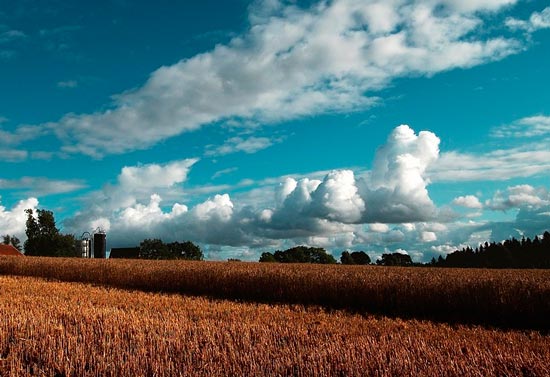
<box><xmin>80</xmin><ymin>232</ymin><xmax>91</xmax><ymax>258</ymax></box>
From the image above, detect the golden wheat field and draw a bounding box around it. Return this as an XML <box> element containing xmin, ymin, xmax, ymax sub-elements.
<box><xmin>1</xmin><ymin>256</ymin><xmax>549</xmax><ymax>329</ymax></box>
<box><xmin>0</xmin><ymin>274</ymin><xmax>548</xmax><ymax>377</ymax></box>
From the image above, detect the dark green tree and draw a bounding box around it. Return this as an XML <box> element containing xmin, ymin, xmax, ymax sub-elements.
<box><xmin>259</xmin><ymin>252</ymin><xmax>277</xmax><ymax>262</ymax></box>
<box><xmin>340</xmin><ymin>251</ymin><xmax>354</xmax><ymax>264</ymax></box>
<box><xmin>376</xmin><ymin>252</ymin><xmax>413</xmax><ymax>266</ymax></box>
<box><xmin>350</xmin><ymin>251</ymin><xmax>371</xmax><ymax>265</ymax></box>
<box><xmin>23</xmin><ymin>209</ymin><xmax>77</xmax><ymax>257</ymax></box>
<box><xmin>168</xmin><ymin>241</ymin><xmax>203</xmax><ymax>260</ymax></box>
<box><xmin>340</xmin><ymin>251</ymin><xmax>370</xmax><ymax>264</ymax></box>
<box><xmin>261</xmin><ymin>246</ymin><xmax>336</xmax><ymax>264</ymax></box>
<box><xmin>139</xmin><ymin>239</ymin><xmax>203</xmax><ymax>260</ymax></box>
<box><xmin>139</xmin><ymin>239</ymin><xmax>169</xmax><ymax>259</ymax></box>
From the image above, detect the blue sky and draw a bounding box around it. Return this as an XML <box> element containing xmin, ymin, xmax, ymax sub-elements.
<box><xmin>1</xmin><ymin>0</ymin><xmax>550</xmax><ymax>261</ymax></box>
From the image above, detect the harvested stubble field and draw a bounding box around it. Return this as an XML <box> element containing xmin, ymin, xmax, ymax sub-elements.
<box><xmin>0</xmin><ymin>256</ymin><xmax>549</xmax><ymax>329</ymax></box>
<box><xmin>0</xmin><ymin>275</ymin><xmax>549</xmax><ymax>376</ymax></box>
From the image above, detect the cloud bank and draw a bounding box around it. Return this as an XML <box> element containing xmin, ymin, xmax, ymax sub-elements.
<box><xmin>60</xmin><ymin>125</ymin><xmax>442</xmax><ymax>252</ymax></box>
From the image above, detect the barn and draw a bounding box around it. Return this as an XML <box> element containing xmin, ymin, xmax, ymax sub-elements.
<box><xmin>0</xmin><ymin>244</ymin><xmax>24</xmax><ymax>256</ymax></box>
<box><xmin>109</xmin><ymin>247</ymin><xmax>140</xmax><ymax>259</ymax></box>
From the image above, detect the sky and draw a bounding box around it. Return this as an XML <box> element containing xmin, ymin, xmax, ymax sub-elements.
<box><xmin>1</xmin><ymin>0</ymin><xmax>550</xmax><ymax>262</ymax></box>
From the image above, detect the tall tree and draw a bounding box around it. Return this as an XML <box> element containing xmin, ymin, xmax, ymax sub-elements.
<box><xmin>24</xmin><ymin>209</ymin><xmax>77</xmax><ymax>257</ymax></box>
<box><xmin>340</xmin><ymin>251</ymin><xmax>355</xmax><ymax>265</ymax></box>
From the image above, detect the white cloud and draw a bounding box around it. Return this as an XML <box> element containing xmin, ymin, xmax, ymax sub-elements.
<box><xmin>453</xmin><ymin>195</ymin><xmax>483</xmax><ymax>209</ymax></box>
<box><xmin>118</xmin><ymin>159</ymin><xmax>197</xmax><ymax>191</ymax></box>
<box><xmin>212</xmin><ymin>167</ymin><xmax>238</xmax><ymax>180</ymax></box>
<box><xmin>370</xmin><ymin>223</ymin><xmax>390</xmax><ymax>233</ymax></box>
<box><xmin>432</xmin><ymin>115</ymin><xmax>550</xmax><ymax>184</ymax></box>
<box><xmin>205</xmin><ymin>136</ymin><xmax>276</xmax><ymax>156</ymax></box>
<box><xmin>117</xmin><ymin>194</ymin><xmax>184</xmax><ymax>228</ymax></box>
<box><xmin>0</xmin><ymin>148</ymin><xmax>27</xmax><ymax>162</ymax></box>
<box><xmin>11</xmin><ymin>0</ymin><xmax>520</xmax><ymax>157</ymax></box>
<box><xmin>63</xmin><ymin>159</ymin><xmax>198</xmax><ymax>235</ymax></box>
<box><xmin>485</xmin><ymin>185</ymin><xmax>549</xmax><ymax>211</ymax></box>
<box><xmin>420</xmin><ymin>231</ymin><xmax>437</xmax><ymax>242</ymax></box>
<box><xmin>360</xmin><ymin>125</ymin><xmax>439</xmax><ymax>222</ymax></box>
<box><xmin>431</xmin><ymin>145</ymin><xmax>550</xmax><ymax>181</ymax></box>
<box><xmin>192</xmin><ymin>194</ymin><xmax>233</xmax><ymax>222</ymax></box>
<box><xmin>0</xmin><ymin>197</ymin><xmax>38</xmax><ymax>240</ymax></box>
<box><xmin>0</xmin><ymin>177</ymin><xmax>86</xmax><ymax>196</ymax></box>
<box><xmin>262</xmin><ymin>170</ymin><xmax>366</xmax><ymax>235</ymax></box>
<box><xmin>438</xmin><ymin>0</ymin><xmax>517</xmax><ymax>12</ymax></box>
<box><xmin>309</xmin><ymin>170</ymin><xmax>365</xmax><ymax>223</ymax></box>
<box><xmin>57</xmin><ymin>80</ymin><xmax>78</xmax><ymax>89</ymax></box>
<box><xmin>506</xmin><ymin>7</ymin><xmax>550</xmax><ymax>32</ymax></box>
<box><xmin>491</xmin><ymin>115</ymin><xmax>550</xmax><ymax>139</ymax></box>
<box><xmin>0</xmin><ymin>124</ymin><xmax>46</xmax><ymax>146</ymax></box>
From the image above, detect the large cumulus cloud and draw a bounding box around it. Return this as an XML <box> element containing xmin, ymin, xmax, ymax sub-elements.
<box><xmin>360</xmin><ymin>125</ymin><xmax>439</xmax><ymax>222</ymax></box>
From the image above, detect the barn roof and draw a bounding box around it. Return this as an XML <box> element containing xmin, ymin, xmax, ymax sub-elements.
<box><xmin>0</xmin><ymin>244</ymin><xmax>24</xmax><ymax>256</ymax></box>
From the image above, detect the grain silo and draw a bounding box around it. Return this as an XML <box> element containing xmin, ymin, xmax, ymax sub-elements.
<box><xmin>93</xmin><ymin>230</ymin><xmax>107</xmax><ymax>259</ymax></box>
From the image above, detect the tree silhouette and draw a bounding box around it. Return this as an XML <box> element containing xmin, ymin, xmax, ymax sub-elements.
<box><xmin>376</xmin><ymin>253</ymin><xmax>413</xmax><ymax>266</ymax></box>
<box><xmin>340</xmin><ymin>250</ymin><xmax>371</xmax><ymax>265</ymax></box>
<box><xmin>23</xmin><ymin>209</ymin><xmax>77</xmax><ymax>257</ymax></box>
<box><xmin>139</xmin><ymin>239</ymin><xmax>203</xmax><ymax>260</ymax></box>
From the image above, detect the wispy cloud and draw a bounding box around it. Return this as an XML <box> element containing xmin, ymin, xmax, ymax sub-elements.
<box><xmin>431</xmin><ymin>145</ymin><xmax>550</xmax><ymax>182</ymax></box>
<box><xmin>0</xmin><ymin>29</ymin><xmax>26</xmax><ymax>44</ymax></box>
<box><xmin>491</xmin><ymin>115</ymin><xmax>550</xmax><ymax>138</ymax></box>
<box><xmin>430</xmin><ymin>114</ymin><xmax>550</xmax><ymax>182</ymax></box>
<box><xmin>0</xmin><ymin>177</ymin><xmax>86</xmax><ymax>196</ymax></box>
<box><xmin>205</xmin><ymin>136</ymin><xmax>278</xmax><ymax>157</ymax></box>
<box><xmin>506</xmin><ymin>6</ymin><xmax>550</xmax><ymax>32</ymax></box>
<box><xmin>212</xmin><ymin>167</ymin><xmax>238</xmax><ymax>180</ymax></box>
<box><xmin>0</xmin><ymin>148</ymin><xmax>27</xmax><ymax>162</ymax></box>
<box><xmin>57</xmin><ymin>80</ymin><xmax>78</xmax><ymax>89</ymax></box>
<box><xmin>485</xmin><ymin>185</ymin><xmax>549</xmax><ymax>211</ymax></box>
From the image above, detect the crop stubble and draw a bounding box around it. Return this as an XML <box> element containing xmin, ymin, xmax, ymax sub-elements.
<box><xmin>0</xmin><ymin>275</ymin><xmax>548</xmax><ymax>376</ymax></box>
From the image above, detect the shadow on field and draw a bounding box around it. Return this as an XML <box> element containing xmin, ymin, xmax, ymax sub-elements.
<box><xmin>1</xmin><ymin>256</ymin><xmax>549</xmax><ymax>332</ymax></box>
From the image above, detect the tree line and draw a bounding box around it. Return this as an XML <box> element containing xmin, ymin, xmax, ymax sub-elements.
<box><xmin>259</xmin><ymin>246</ymin><xmax>412</xmax><ymax>266</ymax></box>
<box><xmin>430</xmin><ymin>232</ymin><xmax>550</xmax><ymax>269</ymax></box>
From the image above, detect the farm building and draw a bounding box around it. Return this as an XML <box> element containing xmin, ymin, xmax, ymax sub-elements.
<box><xmin>0</xmin><ymin>244</ymin><xmax>24</xmax><ymax>256</ymax></box>
<box><xmin>109</xmin><ymin>247</ymin><xmax>140</xmax><ymax>259</ymax></box>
